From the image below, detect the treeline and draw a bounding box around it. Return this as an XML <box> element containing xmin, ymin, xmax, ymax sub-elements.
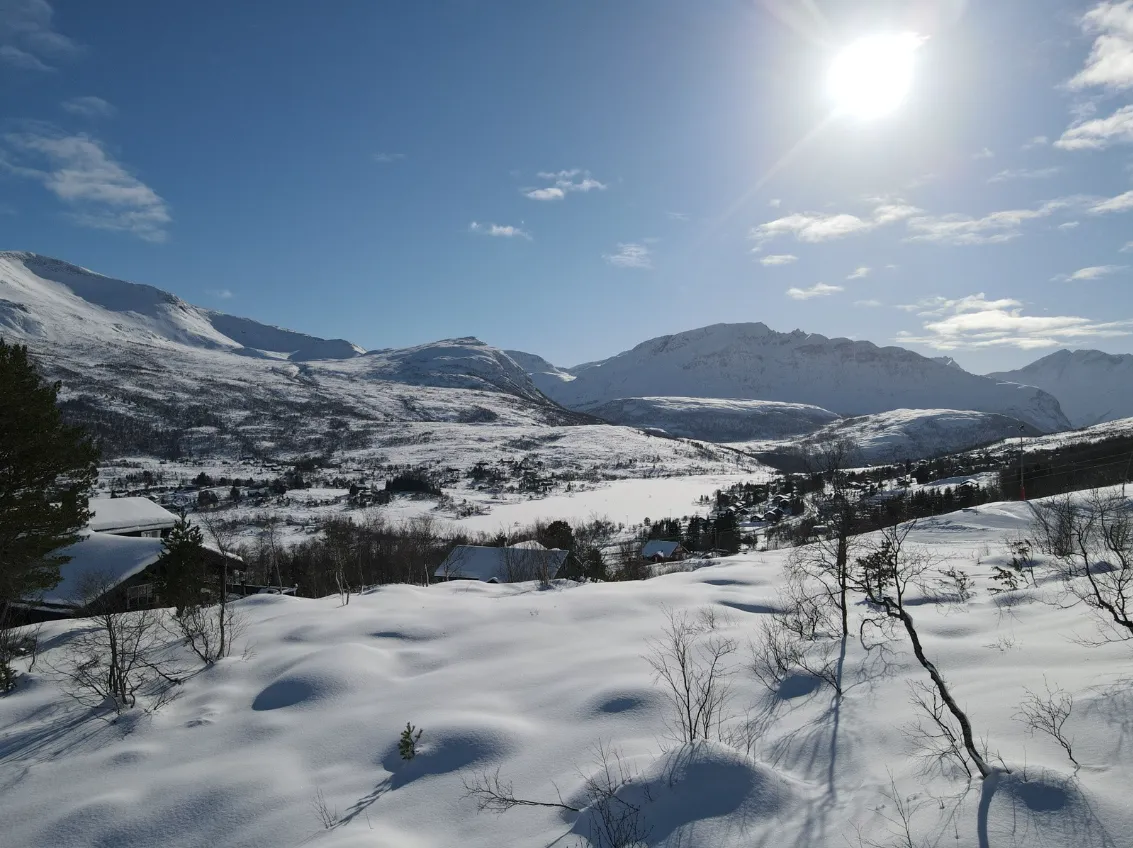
<box><xmin>233</xmin><ymin>514</ymin><xmax>625</xmax><ymax>597</ymax></box>
<box><xmin>1000</xmin><ymin>432</ymin><xmax>1133</xmax><ymax>501</ymax></box>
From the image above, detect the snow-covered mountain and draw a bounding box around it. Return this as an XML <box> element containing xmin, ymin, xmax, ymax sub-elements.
<box><xmin>988</xmin><ymin>349</ymin><xmax>1133</xmax><ymax>428</ymax></box>
<box><xmin>6</xmin><ymin>253</ymin><xmax>759</xmax><ymax>482</ymax></box>
<box><xmin>514</xmin><ymin>323</ymin><xmax>1071</xmax><ymax>433</ymax></box>
<box><xmin>0</xmin><ymin>252</ymin><xmax>365</xmax><ymax>361</ymax></box>
<box><xmin>588</xmin><ymin>396</ymin><xmax>839</xmax><ymax>442</ymax></box>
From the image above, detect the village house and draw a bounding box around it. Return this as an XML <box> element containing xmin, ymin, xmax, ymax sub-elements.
<box><xmin>88</xmin><ymin>496</ymin><xmax>178</xmax><ymax>538</ymax></box>
<box><xmin>433</xmin><ymin>541</ymin><xmax>569</xmax><ymax>584</ymax></box>
<box><xmin>640</xmin><ymin>540</ymin><xmax>686</xmax><ymax>563</ymax></box>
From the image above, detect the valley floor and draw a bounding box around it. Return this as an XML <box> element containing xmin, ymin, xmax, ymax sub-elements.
<box><xmin>3</xmin><ymin>497</ymin><xmax>1133</xmax><ymax>847</ymax></box>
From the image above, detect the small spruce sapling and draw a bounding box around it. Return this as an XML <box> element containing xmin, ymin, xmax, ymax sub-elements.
<box><xmin>399</xmin><ymin>722</ymin><xmax>423</xmax><ymax>760</ymax></box>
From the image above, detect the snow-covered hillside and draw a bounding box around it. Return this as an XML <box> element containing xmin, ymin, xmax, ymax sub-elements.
<box><xmin>589</xmin><ymin>396</ymin><xmax>839</xmax><ymax>442</ymax></box>
<box><xmin>790</xmin><ymin>408</ymin><xmax>1040</xmax><ymax>464</ymax></box>
<box><xmin>504</xmin><ymin>349</ymin><xmax>576</xmax><ymax>398</ymax></box>
<box><xmin>515</xmin><ymin>323</ymin><xmax>1071</xmax><ymax>432</ymax></box>
<box><xmin>989</xmin><ymin>349</ymin><xmax>1133</xmax><ymax>428</ymax></box>
<box><xmin>3</xmin><ymin>494</ymin><xmax>1132</xmax><ymax>847</ymax></box>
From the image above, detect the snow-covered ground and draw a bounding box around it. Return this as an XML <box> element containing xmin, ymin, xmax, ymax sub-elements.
<box><xmin>4</xmin><ymin>493</ymin><xmax>1133</xmax><ymax>847</ymax></box>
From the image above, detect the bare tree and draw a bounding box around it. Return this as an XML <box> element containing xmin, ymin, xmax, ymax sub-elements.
<box><xmin>195</xmin><ymin>512</ymin><xmax>240</xmax><ymax>659</ymax></box>
<box><xmin>852</xmin><ymin>524</ymin><xmax>997</xmax><ymax>779</ymax></box>
<box><xmin>0</xmin><ymin>610</ymin><xmax>40</xmax><ymax>693</ymax></box>
<box><xmin>903</xmin><ymin>681</ymin><xmax>973</xmax><ymax>780</ymax></box>
<box><xmin>52</xmin><ymin>572</ymin><xmax>180</xmax><ymax>714</ymax></box>
<box><xmin>1031</xmin><ymin>490</ymin><xmax>1133</xmax><ymax>644</ymax></box>
<box><xmin>644</xmin><ymin>606</ymin><xmax>737</xmax><ymax>744</ymax></box>
<box><xmin>800</xmin><ymin>435</ymin><xmax>860</xmax><ymax>637</ymax></box>
<box><xmin>750</xmin><ymin>614</ymin><xmax>843</xmax><ymax>699</ymax></box>
<box><xmin>258</xmin><ymin>515</ymin><xmax>284</xmax><ymax>589</ymax></box>
<box><xmin>1015</xmin><ymin>678</ymin><xmax>1078</xmax><ymax>769</ymax></box>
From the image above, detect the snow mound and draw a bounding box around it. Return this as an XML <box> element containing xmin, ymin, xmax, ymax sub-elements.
<box><xmin>570</xmin><ymin>742</ymin><xmax>797</xmax><ymax>846</ymax></box>
<box><xmin>252</xmin><ymin>643</ymin><xmax>394</xmax><ymax>711</ymax></box>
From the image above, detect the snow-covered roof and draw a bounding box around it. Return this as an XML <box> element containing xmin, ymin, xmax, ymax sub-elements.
<box><xmin>88</xmin><ymin>497</ymin><xmax>177</xmax><ymax>535</ymax></box>
<box><xmin>434</xmin><ymin>544</ymin><xmax>568</xmax><ymax>583</ymax></box>
<box><xmin>44</xmin><ymin>531</ymin><xmax>165</xmax><ymax>606</ymax></box>
<box><xmin>641</xmin><ymin>540</ymin><xmax>681</xmax><ymax>559</ymax></box>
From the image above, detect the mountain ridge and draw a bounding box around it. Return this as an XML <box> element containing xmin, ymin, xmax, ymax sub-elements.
<box><xmin>989</xmin><ymin>348</ymin><xmax>1133</xmax><ymax>428</ymax></box>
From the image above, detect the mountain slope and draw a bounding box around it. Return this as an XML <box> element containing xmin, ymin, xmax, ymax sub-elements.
<box><xmin>989</xmin><ymin>349</ymin><xmax>1133</xmax><ymax>428</ymax></box>
<box><xmin>519</xmin><ymin>323</ymin><xmax>1070</xmax><ymax>432</ymax></box>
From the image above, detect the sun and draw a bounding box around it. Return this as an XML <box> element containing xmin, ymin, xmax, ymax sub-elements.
<box><xmin>828</xmin><ymin>33</ymin><xmax>922</xmax><ymax>120</ymax></box>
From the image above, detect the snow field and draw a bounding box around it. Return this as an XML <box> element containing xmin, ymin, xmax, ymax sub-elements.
<box><xmin>3</xmin><ymin>497</ymin><xmax>1133</xmax><ymax>846</ymax></box>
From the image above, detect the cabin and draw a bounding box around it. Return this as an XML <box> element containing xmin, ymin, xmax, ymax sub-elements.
<box><xmin>640</xmin><ymin>540</ymin><xmax>686</xmax><ymax>563</ymax></box>
<box><xmin>8</xmin><ymin>530</ymin><xmax>241</xmax><ymax>624</ymax></box>
<box><xmin>433</xmin><ymin>541</ymin><xmax>569</xmax><ymax>584</ymax></box>
<box><xmin>88</xmin><ymin>497</ymin><xmax>177</xmax><ymax>538</ymax></box>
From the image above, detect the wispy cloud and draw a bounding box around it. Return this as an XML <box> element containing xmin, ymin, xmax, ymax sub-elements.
<box><xmin>1056</xmin><ymin>104</ymin><xmax>1133</xmax><ymax>150</ymax></box>
<box><xmin>0</xmin><ymin>1</ymin><xmax>80</xmax><ymax>71</ymax></box>
<box><xmin>666</xmin><ymin>211</ymin><xmax>689</xmax><ymax>221</ymax></box>
<box><xmin>988</xmin><ymin>166</ymin><xmax>1061</xmax><ymax>182</ymax></box>
<box><xmin>896</xmin><ymin>292</ymin><xmax>1133</xmax><ymax>350</ymax></box>
<box><xmin>1122</xmin><ymin>240</ymin><xmax>1133</xmax><ymax>251</ymax></box>
<box><xmin>905</xmin><ymin>198</ymin><xmax>1078</xmax><ymax>245</ymax></box>
<box><xmin>524</xmin><ymin>169</ymin><xmax>607</xmax><ymax>201</ymax></box>
<box><xmin>759</xmin><ymin>254</ymin><xmax>798</xmax><ymax>266</ymax></box>
<box><xmin>1</xmin><ymin>130</ymin><xmax>171</xmax><ymax>242</ymax></box>
<box><xmin>855</xmin><ymin>299</ymin><xmax>883</xmax><ymax>307</ymax></box>
<box><xmin>1053</xmin><ymin>264</ymin><xmax>1127</xmax><ymax>281</ymax></box>
<box><xmin>207</xmin><ymin>288</ymin><xmax>234</xmax><ymax>300</ymax></box>
<box><xmin>1022</xmin><ymin>135</ymin><xmax>1049</xmax><ymax>150</ymax></box>
<box><xmin>847</xmin><ymin>266</ymin><xmax>871</xmax><ymax>279</ymax></box>
<box><xmin>604</xmin><ymin>243</ymin><xmax>652</xmax><ymax>269</ymax></box>
<box><xmin>61</xmin><ymin>95</ymin><xmax>115</xmax><ymax>119</ymax></box>
<box><xmin>786</xmin><ymin>282</ymin><xmax>843</xmax><ymax>300</ymax></box>
<box><xmin>1059</xmin><ymin>221</ymin><xmax>1081</xmax><ymax>230</ymax></box>
<box><xmin>751</xmin><ymin>202</ymin><xmax>919</xmax><ymax>245</ymax></box>
<box><xmin>1089</xmin><ymin>189</ymin><xmax>1133</xmax><ymax>213</ymax></box>
<box><xmin>972</xmin><ymin>147</ymin><xmax>995</xmax><ymax>159</ymax></box>
<box><xmin>769</xmin><ymin>198</ymin><xmax>782</xmax><ymax>208</ymax></box>
<box><xmin>469</xmin><ymin>221</ymin><xmax>531</xmax><ymax>240</ymax></box>
<box><xmin>372</xmin><ymin>152</ymin><xmax>406</xmax><ymax>163</ymax></box>
<box><xmin>1067</xmin><ymin>1</ymin><xmax>1133</xmax><ymax>92</ymax></box>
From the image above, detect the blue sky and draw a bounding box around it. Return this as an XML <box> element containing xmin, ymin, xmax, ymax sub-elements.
<box><xmin>1</xmin><ymin>0</ymin><xmax>1132</xmax><ymax>373</ymax></box>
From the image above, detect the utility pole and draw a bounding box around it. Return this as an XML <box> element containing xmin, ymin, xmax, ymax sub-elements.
<box><xmin>1018</xmin><ymin>424</ymin><xmax>1026</xmax><ymax>501</ymax></box>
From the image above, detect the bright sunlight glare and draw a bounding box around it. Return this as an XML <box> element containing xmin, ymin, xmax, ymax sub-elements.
<box><xmin>828</xmin><ymin>33</ymin><xmax>922</xmax><ymax>120</ymax></box>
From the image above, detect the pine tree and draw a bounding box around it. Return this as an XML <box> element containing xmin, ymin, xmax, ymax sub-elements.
<box><xmin>156</xmin><ymin>516</ymin><xmax>207</xmax><ymax>614</ymax></box>
<box><xmin>0</xmin><ymin>340</ymin><xmax>99</xmax><ymax>606</ymax></box>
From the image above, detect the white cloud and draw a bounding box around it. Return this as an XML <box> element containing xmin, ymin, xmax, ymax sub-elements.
<box><xmin>1</xmin><ymin>130</ymin><xmax>171</xmax><ymax>242</ymax></box>
<box><xmin>61</xmin><ymin>96</ymin><xmax>114</xmax><ymax>118</ymax></box>
<box><xmin>972</xmin><ymin>147</ymin><xmax>995</xmax><ymax>159</ymax></box>
<box><xmin>855</xmin><ymin>299</ymin><xmax>883</xmax><ymax>307</ymax></box>
<box><xmin>666</xmin><ymin>211</ymin><xmax>689</xmax><ymax>221</ymax></box>
<box><xmin>750</xmin><ymin>202</ymin><xmax>919</xmax><ymax>245</ymax></box>
<box><xmin>895</xmin><ymin>292</ymin><xmax>1133</xmax><ymax>350</ymax></box>
<box><xmin>786</xmin><ymin>282</ymin><xmax>843</xmax><ymax>300</ymax></box>
<box><xmin>987</xmin><ymin>166</ymin><xmax>1061</xmax><ymax>182</ymax></box>
<box><xmin>1089</xmin><ymin>188</ymin><xmax>1133</xmax><ymax>213</ymax></box>
<box><xmin>207</xmin><ymin>288</ymin><xmax>234</xmax><ymax>300</ymax></box>
<box><xmin>1121</xmin><ymin>240</ymin><xmax>1133</xmax><ymax>251</ymax></box>
<box><xmin>769</xmin><ymin>198</ymin><xmax>782</xmax><ymax>208</ymax></box>
<box><xmin>604</xmin><ymin>243</ymin><xmax>652</xmax><ymax>269</ymax></box>
<box><xmin>1022</xmin><ymin>135</ymin><xmax>1049</xmax><ymax>149</ymax></box>
<box><xmin>847</xmin><ymin>266</ymin><xmax>871</xmax><ymax>279</ymax></box>
<box><xmin>0</xmin><ymin>1</ymin><xmax>79</xmax><ymax>71</ymax></box>
<box><xmin>372</xmin><ymin>152</ymin><xmax>406</xmax><ymax>163</ymax></box>
<box><xmin>759</xmin><ymin>254</ymin><xmax>798</xmax><ymax>266</ymax></box>
<box><xmin>469</xmin><ymin>221</ymin><xmax>531</xmax><ymax>240</ymax></box>
<box><xmin>1056</xmin><ymin>104</ymin><xmax>1133</xmax><ymax>150</ymax></box>
<box><xmin>524</xmin><ymin>187</ymin><xmax>564</xmax><ymax>201</ymax></box>
<box><xmin>1059</xmin><ymin>221</ymin><xmax>1081</xmax><ymax>230</ymax></box>
<box><xmin>1053</xmin><ymin>264</ymin><xmax>1127</xmax><ymax>281</ymax></box>
<box><xmin>905</xmin><ymin>198</ymin><xmax>1076</xmax><ymax>245</ymax></box>
<box><xmin>524</xmin><ymin>169</ymin><xmax>607</xmax><ymax>201</ymax></box>
<box><xmin>1068</xmin><ymin>1</ymin><xmax>1133</xmax><ymax>91</ymax></box>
